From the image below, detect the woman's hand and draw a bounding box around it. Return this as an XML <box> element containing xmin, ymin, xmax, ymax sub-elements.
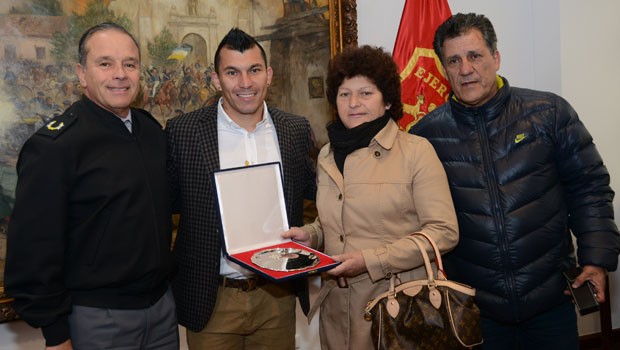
<box><xmin>281</xmin><ymin>227</ymin><xmax>311</xmax><ymax>247</ymax></box>
<box><xmin>327</xmin><ymin>251</ymin><xmax>367</xmax><ymax>278</ymax></box>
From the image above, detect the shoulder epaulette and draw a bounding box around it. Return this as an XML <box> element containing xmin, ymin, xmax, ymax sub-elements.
<box><xmin>36</xmin><ymin>111</ymin><xmax>77</xmax><ymax>139</ymax></box>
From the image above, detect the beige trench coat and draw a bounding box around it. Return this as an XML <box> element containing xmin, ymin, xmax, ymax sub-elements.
<box><xmin>304</xmin><ymin>120</ymin><xmax>459</xmax><ymax>350</ymax></box>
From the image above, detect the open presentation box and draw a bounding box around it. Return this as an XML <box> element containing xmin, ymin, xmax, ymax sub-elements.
<box><xmin>213</xmin><ymin>162</ymin><xmax>339</xmax><ymax>281</ymax></box>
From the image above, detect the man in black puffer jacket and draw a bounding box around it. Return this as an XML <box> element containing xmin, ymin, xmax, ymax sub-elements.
<box><xmin>411</xmin><ymin>13</ymin><xmax>619</xmax><ymax>350</ymax></box>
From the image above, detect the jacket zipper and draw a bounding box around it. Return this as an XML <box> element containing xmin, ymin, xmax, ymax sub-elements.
<box><xmin>473</xmin><ymin>111</ymin><xmax>520</xmax><ymax>321</ymax></box>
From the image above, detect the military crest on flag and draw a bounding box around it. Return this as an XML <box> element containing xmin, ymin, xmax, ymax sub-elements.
<box><xmin>393</xmin><ymin>0</ymin><xmax>452</xmax><ymax>131</ymax></box>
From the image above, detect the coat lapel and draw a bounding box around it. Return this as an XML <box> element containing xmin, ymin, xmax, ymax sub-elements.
<box><xmin>270</xmin><ymin>108</ymin><xmax>294</xmax><ymax>218</ymax></box>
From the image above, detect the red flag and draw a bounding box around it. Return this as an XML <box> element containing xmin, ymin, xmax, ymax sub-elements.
<box><xmin>393</xmin><ymin>0</ymin><xmax>452</xmax><ymax>131</ymax></box>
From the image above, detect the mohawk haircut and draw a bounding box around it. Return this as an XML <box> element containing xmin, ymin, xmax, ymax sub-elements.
<box><xmin>213</xmin><ymin>28</ymin><xmax>268</xmax><ymax>73</ymax></box>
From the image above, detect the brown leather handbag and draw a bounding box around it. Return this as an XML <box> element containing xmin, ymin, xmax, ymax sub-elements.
<box><xmin>364</xmin><ymin>232</ymin><xmax>483</xmax><ymax>349</ymax></box>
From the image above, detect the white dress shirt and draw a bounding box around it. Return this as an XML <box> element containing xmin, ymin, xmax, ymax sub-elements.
<box><xmin>216</xmin><ymin>98</ymin><xmax>282</xmax><ymax>278</ymax></box>
<box><xmin>118</xmin><ymin>111</ymin><xmax>132</xmax><ymax>132</ymax></box>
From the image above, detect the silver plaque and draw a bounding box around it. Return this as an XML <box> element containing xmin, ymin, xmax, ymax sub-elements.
<box><xmin>251</xmin><ymin>248</ymin><xmax>320</xmax><ymax>272</ymax></box>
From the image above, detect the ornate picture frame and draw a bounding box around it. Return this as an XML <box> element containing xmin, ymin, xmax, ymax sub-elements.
<box><xmin>0</xmin><ymin>0</ymin><xmax>357</xmax><ymax>324</ymax></box>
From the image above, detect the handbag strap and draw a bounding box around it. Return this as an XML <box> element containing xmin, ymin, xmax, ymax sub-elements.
<box><xmin>411</xmin><ymin>232</ymin><xmax>447</xmax><ymax>280</ymax></box>
<box><xmin>410</xmin><ymin>234</ymin><xmax>437</xmax><ymax>284</ymax></box>
<box><xmin>364</xmin><ymin>238</ymin><xmax>437</xmax><ymax>318</ymax></box>
<box><xmin>364</xmin><ymin>234</ymin><xmax>474</xmax><ymax>315</ymax></box>
<box><xmin>364</xmin><ymin>235</ymin><xmax>442</xmax><ymax>315</ymax></box>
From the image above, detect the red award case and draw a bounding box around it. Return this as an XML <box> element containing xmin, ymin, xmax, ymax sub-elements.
<box><xmin>213</xmin><ymin>162</ymin><xmax>339</xmax><ymax>281</ymax></box>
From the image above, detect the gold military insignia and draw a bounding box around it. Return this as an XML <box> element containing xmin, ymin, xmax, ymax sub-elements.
<box><xmin>47</xmin><ymin>120</ymin><xmax>65</xmax><ymax>131</ymax></box>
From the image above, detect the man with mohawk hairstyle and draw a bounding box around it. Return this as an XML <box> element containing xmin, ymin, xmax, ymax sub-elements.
<box><xmin>166</xmin><ymin>28</ymin><xmax>316</xmax><ymax>350</ymax></box>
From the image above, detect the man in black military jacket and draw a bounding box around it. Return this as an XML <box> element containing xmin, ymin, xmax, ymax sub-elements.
<box><xmin>5</xmin><ymin>22</ymin><xmax>178</xmax><ymax>350</ymax></box>
<box><xmin>167</xmin><ymin>28</ymin><xmax>316</xmax><ymax>349</ymax></box>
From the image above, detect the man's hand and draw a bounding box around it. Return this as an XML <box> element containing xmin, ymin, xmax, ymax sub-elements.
<box><xmin>327</xmin><ymin>251</ymin><xmax>367</xmax><ymax>278</ymax></box>
<box><xmin>47</xmin><ymin>339</ymin><xmax>73</xmax><ymax>350</ymax></box>
<box><xmin>280</xmin><ymin>227</ymin><xmax>311</xmax><ymax>247</ymax></box>
<box><xmin>564</xmin><ymin>265</ymin><xmax>607</xmax><ymax>303</ymax></box>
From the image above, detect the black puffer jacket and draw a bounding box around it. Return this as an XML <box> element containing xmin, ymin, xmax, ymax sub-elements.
<box><xmin>411</xmin><ymin>77</ymin><xmax>619</xmax><ymax>323</ymax></box>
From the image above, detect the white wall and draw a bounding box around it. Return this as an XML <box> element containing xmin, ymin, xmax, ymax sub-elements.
<box><xmin>559</xmin><ymin>0</ymin><xmax>620</xmax><ymax>334</ymax></box>
<box><xmin>359</xmin><ymin>0</ymin><xmax>562</xmax><ymax>93</ymax></box>
<box><xmin>2</xmin><ymin>0</ymin><xmax>619</xmax><ymax>348</ymax></box>
<box><xmin>359</xmin><ymin>0</ymin><xmax>620</xmax><ymax>336</ymax></box>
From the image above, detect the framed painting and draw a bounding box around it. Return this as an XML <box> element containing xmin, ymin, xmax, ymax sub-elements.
<box><xmin>0</xmin><ymin>0</ymin><xmax>357</xmax><ymax>323</ymax></box>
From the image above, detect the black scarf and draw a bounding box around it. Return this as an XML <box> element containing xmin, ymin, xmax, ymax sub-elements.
<box><xmin>327</xmin><ymin>115</ymin><xmax>390</xmax><ymax>174</ymax></box>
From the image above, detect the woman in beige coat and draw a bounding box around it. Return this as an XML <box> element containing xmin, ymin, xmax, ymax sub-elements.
<box><xmin>283</xmin><ymin>46</ymin><xmax>458</xmax><ymax>350</ymax></box>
